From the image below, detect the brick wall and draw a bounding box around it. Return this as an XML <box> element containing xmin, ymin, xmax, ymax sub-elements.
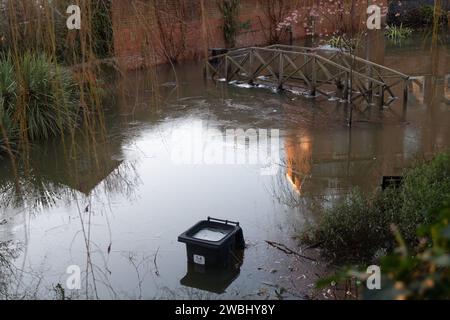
<box><xmin>112</xmin><ymin>0</ymin><xmax>387</xmax><ymax>70</ymax></box>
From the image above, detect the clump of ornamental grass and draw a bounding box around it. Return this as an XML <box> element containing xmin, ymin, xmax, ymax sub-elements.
<box><xmin>385</xmin><ymin>24</ymin><xmax>413</xmax><ymax>42</ymax></box>
<box><xmin>0</xmin><ymin>53</ymin><xmax>79</xmax><ymax>156</ymax></box>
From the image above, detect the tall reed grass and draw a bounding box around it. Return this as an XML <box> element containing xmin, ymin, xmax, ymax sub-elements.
<box><xmin>0</xmin><ymin>0</ymin><xmax>118</xmax><ymax>206</ymax></box>
<box><xmin>0</xmin><ymin>53</ymin><xmax>79</xmax><ymax>143</ymax></box>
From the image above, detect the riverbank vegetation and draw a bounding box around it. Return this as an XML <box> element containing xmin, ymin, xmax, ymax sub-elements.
<box><xmin>318</xmin><ymin>202</ymin><xmax>450</xmax><ymax>299</ymax></box>
<box><xmin>0</xmin><ymin>0</ymin><xmax>115</xmax><ymax>164</ymax></box>
<box><xmin>302</xmin><ymin>152</ymin><xmax>450</xmax><ymax>265</ymax></box>
<box><xmin>308</xmin><ymin>152</ymin><xmax>450</xmax><ymax>299</ymax></box>
<box><xmin>0</xmin><ymin>54</ymin><xmax>79</xmax><ymax>145</ymax></box>
<box><xmin>0</xmin><ymin>0</ymin><xmax>114</xmax><ymax>64</ymax></box>
<box><xmin>388</xmin><ymin>2</ymin><xmax>448</xmax><ymax>30</ymax></box>
<box><xmin>0</xmin><ymin>0</ymin><xmax>449</xmax><ymax>300</ymax></box>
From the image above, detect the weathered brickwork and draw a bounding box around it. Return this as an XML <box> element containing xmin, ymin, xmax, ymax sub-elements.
<box><xmin>111</xmin><ymin>0</ymin><xmax>387</xmax><ymax>70</ymax></box>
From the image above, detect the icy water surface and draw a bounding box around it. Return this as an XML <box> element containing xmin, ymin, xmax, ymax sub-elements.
<box><xmin>0</xmin><ymin>34</ymin><xmax>449</xmax><ymax>299</ymax></box>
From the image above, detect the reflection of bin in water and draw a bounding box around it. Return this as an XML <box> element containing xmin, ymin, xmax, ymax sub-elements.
<box><xmin>178</xmin><ymin>217</ymin><xmax>245</xmax><ymax>268</ymax></box>
<box><xmin>180</xmin><ymin>249</ymin><xmax>244</xmax><ymax>294</ymax></box>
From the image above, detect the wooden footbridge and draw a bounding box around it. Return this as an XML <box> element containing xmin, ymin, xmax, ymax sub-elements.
<box><xmin>206</xmin><ymin>44</ymin><xmax>411</xmax><ymax>108</ymax></box>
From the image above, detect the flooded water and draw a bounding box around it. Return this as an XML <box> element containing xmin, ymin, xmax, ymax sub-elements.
<box><xmin>0</xmin><ymin>33</ymin><xmax>449</xmax><ymax>299</ymax></box>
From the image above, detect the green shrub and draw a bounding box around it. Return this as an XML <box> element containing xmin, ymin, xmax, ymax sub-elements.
<box><xmin>301</xmin><ymin>188</ymin><xmax>400</xmax><ymax>264</ymax></box>
<box><xmin>0</xmin><ymin>1</ymin><xmax>114</xmax><ymax>63</ymax></box>
<box><xmin>319</xmin><ymin>203</ymin><xmax>450</xmax><ymax>300</ymax></box>
<box><xmin>398</xmin><ymin>153</ymin><xmax>450</xmax><ymax>242</ymax></box>
<box><xmin>388</xmin><ymin>4</ymin><xmax>448</xmax><ymax>29</ymax></box>
<box><xmin>302</xmin><ymin>152</ymin><xmax>450</xmax><ymax>264</ymax></box>
<box><xmin>0</xmin><ymin>55</ymin><xmax>17</xmax><ymax>156</ymax></box>
<box><xmin>0</xmin><ymin>53</ymin><xmax>79</xmax><ymax>148</ymax></box>
<box><xmin>377</xmin><ymin>203</ymin><xmax>450</xmax><ymax>300</ymax></box>
<box><xmin>419</xmin><ymin>5</ymin><xmax>435</xmax><ymax>26</ymax></box>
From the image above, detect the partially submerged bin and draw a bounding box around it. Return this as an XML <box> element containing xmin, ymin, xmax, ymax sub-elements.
<box><xmin>178</xmin><ymin>217</ymin><xmax>245</xmax><ymax>268</ymax></box>
<box><xmin>180</xmin><ymin>250</ymin><xmax>243</xmax><ymax>294</ymax></box>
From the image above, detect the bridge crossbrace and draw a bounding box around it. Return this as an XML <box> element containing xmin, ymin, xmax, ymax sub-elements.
<box><xmin>206</xmin><ymin>44</ymin><xmax>410</xmax><ymax>108</ymax></box>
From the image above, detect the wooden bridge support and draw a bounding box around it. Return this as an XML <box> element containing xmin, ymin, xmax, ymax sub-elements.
<box><xmin>206</xmin><ymin>45</ymin><xmax>410</xmax><ymax>109</ymax></box>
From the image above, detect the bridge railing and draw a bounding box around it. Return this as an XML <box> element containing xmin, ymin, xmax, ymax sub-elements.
<box><xmin>206</xmin><ymin>45</ymin><xmax>410</xmax><ymax>108</ymax></box>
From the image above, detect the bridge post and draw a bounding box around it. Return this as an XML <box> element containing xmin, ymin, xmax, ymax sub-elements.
<box><xmin>248</xmin><ymin>49</ymin><xmax>254</xmax><ymax>85</ymax></box>
<box><xmin>278</xmin><ymin>52</ymin><xmax>284</xmax><ymax>90</ymax></box>
<box><xmin>368</xmin><ymin>65</ymin><xmax>374</xmax><ymax>104</ymax></box>
<box><xmin>311</xmin><ymin>56</ymin><xmax>317</xmax><ymax>96</ymax></box>
<box><xmin>343</xmin><ymin>72</ymin><xmax>349</xmax><ymax>100</ymax></box>
<box><xmin>225</xmin><ymin>56</ymin><xmax>230</xmax><ymax>82</ymax></box>
<box><xmin>379</xmin><ymin>85</ymin><xmax>385</xmax><ymax>109</ymax></box>
<box><xmin>213</xmin><ymin>45</ymin><xmax>409</xmax><ymax>108</ymax></box>
<box><xmin>403</xmin><ymin>79</ymin><xmax>409</xmax><ymax>109</ymax></box>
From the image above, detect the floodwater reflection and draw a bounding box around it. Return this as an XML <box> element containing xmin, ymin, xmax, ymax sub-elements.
<box><xmin>0</xmin><ymin>33</ymin><xmax>449</xmax><ymax>299</ymax></box>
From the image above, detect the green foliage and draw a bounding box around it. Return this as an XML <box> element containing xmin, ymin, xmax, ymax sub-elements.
<box><xmin>301</xmin><ymin>152</ymin><xmax>450</xmax><ymax>264</ymax></box>
<box><xmin>398</xmin><ymin>153</ymin><xmax>450</xmax><ymax>242</ymax></box>
<box><xmin>385</xmin><ymin>24</ymin><xmax>413</xmax><ymax>42</ymax></box>
<box><xmin>320</xmin><ymin>203</ymin><xmax>450</xmax><ymax>300</ymax></box>
<box><xmin>19</xmin><ymin>54</ymin><xmax>79</xmax><ymax>140</ymax></box>
<box><xmin>373</xmin><ymin>205</ymin><xmax>450</xmax><ymax>300</ymax></box>
<box><xmin>0</xmin><ymin>55</ymin><xmax>18</xmax><ymax>156</ymax></box>
<box><xmin>240</xmin><ymin>20</ymin><xmax>252</xmax><ymax>31</ymax></box>
<box><xmin>389</xmin><ymin>4</ymin><xmax>448</xmax><ymax>29</ymax></box>
<box><xmin>419</xmin><ymin>5</ymin><xmax>436</xmax><ymax>26</ymax></box>
<box><xmin>218</xmin><ymin>0</ymin><xmax>241</xmax><ymax>48</ymax></box>
<box><xmin>0</xmin><ymin>53</ymin><xmax>79</xmax><ymax>150</ymax></box>
<box><xmin>55</xmin><ymin>0</ymin><xmax>114</xmax><ymax>63</ymax></box>
<box><xmin>92</xmin><ymin>0</ymin><xmax>115</xmax><ymax>59</ymax></box>
<box><xmin>0</xmin><ymin>1</ymin><xmax>114</xmax><ymax>64</ymax></box>
<box><xmin>301</xmin><ymin>188</ymin><xmax>400</xmax><ymax>264</ymax></box>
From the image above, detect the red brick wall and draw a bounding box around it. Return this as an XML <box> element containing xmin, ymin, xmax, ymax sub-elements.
<box><xmin>112</xmin><ymin>0</ymin><xmax>387</xmax><ymax>70</ymax></box>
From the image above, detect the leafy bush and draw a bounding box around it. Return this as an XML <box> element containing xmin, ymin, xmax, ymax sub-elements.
<box><xmin>0</xmin><ymin>1</ymin><xmax>114</xmax><ymax>63</ymax></box>
<box><xmin>302</xmin><ymin>152</ymin><xmax>450</xmax><ymax>264</ymax></box>
<box><xmin>301</xmin><ymin>188</ymin><xmax>400</xmax><ymax>264</ymax></box>
<box><xmin>397</xmin><ymin>153</ymin><xmax>450</xmax><ymax>242</ymax></box>
<box><xmin>373</xmin><ymin>204</ymin><xmax>450</xmax><ymax>300</ymax></box>
<box><xmin>320</xmin><ymin>203</ymin><xmax>450</xmax><ymax>300</ymax></box>
<box><xmin>0</xmin><ymin>53</ymin><xmax>79</xmax><ymax>149</ymax></box>
<box><xmin>388</xmin><ymin>4</ymin><xmax>448</xmax><ymax>29</ymax></box>
<box><xmin>418</xmin><ymin>5</ymin><xmax>435</xmax><ymax>26</ymax></box>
